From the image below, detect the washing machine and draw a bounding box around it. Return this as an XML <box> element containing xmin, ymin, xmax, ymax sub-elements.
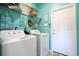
<box><xmin>31</xmin><ymin>30</ymin><xmax>49</xmax><ymax>56</ymax></box>
<box><xmin>0</xmin><ymin>30</ymin><xmax>37</xmax><ymax>56</ymax></box>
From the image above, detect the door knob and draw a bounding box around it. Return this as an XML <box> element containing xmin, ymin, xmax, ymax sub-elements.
<box><xmin>53</xmin><ymin>30</ymin><xmax>55</xmax><ymax>31</ymax></box>
<box><xmin>53</xmin><ymin>33</ymin><xmax>55</xmax><ymax>34</ymax></box>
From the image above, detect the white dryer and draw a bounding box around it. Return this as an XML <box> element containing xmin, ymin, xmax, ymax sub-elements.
<box><xmin>31</xmin><ymin>30</ymin><xmax>49</xmax><ymax>56</ymax></box>
<box><xmin>0</xmin><ymin>30</ymin><xmax>37</xmax><ymax>56</ymax></box>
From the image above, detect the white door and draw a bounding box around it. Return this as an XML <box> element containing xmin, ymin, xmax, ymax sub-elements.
<box><xmin>52</xmin><ymin>4</ymin><xmax>77</xmax><ymax>56</ymax></box>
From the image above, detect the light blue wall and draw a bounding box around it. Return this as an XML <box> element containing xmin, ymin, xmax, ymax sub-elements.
<box><xmin>32</xmin><ymin>4</ymin><xmax>38</xmax><ymax>9</ymax></box>
<box><xmin>0</xmin><ymin>4</ymin><xmax>38</xmax><ymax>30</ymax></box>
<box><xmin>76</xmin><ymin>3</ymin><xmax>79</xmax><ymax>56</ymax></box>
<box><xmin>0</xmin><ymin>6</ymin><xmax>25</xmax><ymax>30</ymax></box>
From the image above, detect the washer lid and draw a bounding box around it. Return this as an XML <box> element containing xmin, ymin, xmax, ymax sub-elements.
<box><xmin>31</xmin><ymin>33</ymin><xmax>49</xmax><ymax>36</ymax></box>
<box><xmin>2</xmin><ymin>38</ymin><xmax>21</xmax><ymax>45</ymax></box>
<box><xmin>2</xmin><ymin>35</ymin><xmax>36</xmax><ymax>45</ymax></box>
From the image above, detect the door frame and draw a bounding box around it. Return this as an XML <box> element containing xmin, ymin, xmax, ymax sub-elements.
<box><xmin>50</xmin><ymin>4</ymin><xmax>77</xmax><ymax>55</ymax></box>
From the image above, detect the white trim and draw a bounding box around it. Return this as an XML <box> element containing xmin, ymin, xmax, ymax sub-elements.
<box><xmin>53</xmin><ymin>4</ymin><xmax>75</xmax><ymax>12</ymax></box>
<box><xmin>74</xmin><ymin>4</ymin><xmax>77</xmax><ymax>56</ymax></box>
<box><xmin>75</xmin><ymin>4</ymin><xmax>77</xmax><ymax>55</ymax></box>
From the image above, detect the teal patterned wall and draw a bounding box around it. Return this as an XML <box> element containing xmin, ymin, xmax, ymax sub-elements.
<box><xmin>76</xmin><ymin>3</ymin><xmax>79</xmax><ymax>56</ymax></box>
<box><xmin>0</xmin><ymin>6</ymin><xmax>28</xmax><ymax>30</ymax></box>
<box><xmin>0</xmin><ymin>3</ymin><xmax>38</xmax><ymax>30</ymax></box>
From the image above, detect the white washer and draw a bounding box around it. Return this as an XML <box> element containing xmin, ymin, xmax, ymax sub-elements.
<box><xmin>0</xmin><ymin>30</ymin><xmax>37</xmax><ymax>56</ymax></box>
<box><xmin>31</xmin><ymin>30</ymin><xmax>49</xmax><ymax>56</ymax></box>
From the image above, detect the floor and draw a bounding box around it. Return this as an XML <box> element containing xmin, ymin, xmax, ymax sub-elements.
<box><xmin>48</xmin><ymin>51</ymin><xmax>65</xmax><ymax>56</ymax></box>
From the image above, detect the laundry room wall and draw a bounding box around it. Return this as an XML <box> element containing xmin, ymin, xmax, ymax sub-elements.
<box><xmin>76</xmin><ymin>3</ymin><xmax>79</xmax><ymax>56</ymax></box>
<box><xmin>0</xmin><ymin>6</ymin><xmax>25</xmax><ymax>30</ymax></box>
<box><xmin>0</xmin><ymin>3</ymin><xmax>38</xmax><ymax>30</ymax></box>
